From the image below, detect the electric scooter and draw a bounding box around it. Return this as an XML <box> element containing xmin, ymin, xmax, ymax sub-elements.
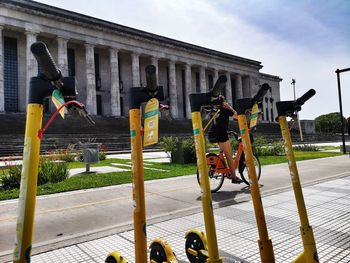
<box><xmin>106</xmin><ymin>65</ymin><xmax>178</xmax><ymax>263</ymax></box>
<box><xmin>13</xmin><ymin>41</ymin><xmax>94</xmax><ymax>263</ymax></box>
<box><xmin>235</xmin><ymin>84</ymin><xmax>275</xmax><ymax>263</ymax></box>
<box><xmin>276</xmin><ymin>89</ymin><xmax>319</xmax><ymax>263</ymax></box>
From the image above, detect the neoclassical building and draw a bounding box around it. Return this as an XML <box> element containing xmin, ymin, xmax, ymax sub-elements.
<box><xmin>0</xmin><ymin>0</ymin><xmax>281</xmax><ymax>122</ymax></box>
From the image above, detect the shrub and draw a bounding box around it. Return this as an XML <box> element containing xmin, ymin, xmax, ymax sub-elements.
<box><xmin>255</xmin><ymin>141</ymin><xmax>285</xmax><ymax>156</ymax></box>
<box><xmin>159</xmin><ymin>136</ymin><xmax>196</xmax><ymax>163</ymax></box>
<box><xmin>99</xmin><ymin>151</ymin><xmax>106</xmax><ymax>161</ymax></box>
<box><xmin>38</xmin><ymin>157</ymin><xmax>68</xmax><ymax>183</ymax></box>
<box><xmin>315</xmin><ymin>112</ymin><xmax>346</xmax><ymax>134</ymax></box>
<box><xmin>0</xmin><ymin>157</ymin><xmax>69</xmax><ymax>190</ymax></box>
<box><xmin>0</xmin><ymin>165</ymin><xmax>22</xmax><ymax>190</ymax></box>
<box><xmin>293</xmin><ymin>144</ymin><xmax>319</xmax><ymax>152</ymax></box>
<box><xmin>182</xmin><ymin>138</ymin><xmax>197</xmax><ymax>163</ymax></box>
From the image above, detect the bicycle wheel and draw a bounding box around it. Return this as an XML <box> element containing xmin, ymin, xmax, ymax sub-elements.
<box><xmin>196</xmin><ymin>153</ymin><xmax>225</xmax><ymax>193</ymax></box>
<box><xmin>238</xmin><ymin>153</ymin><xmax>261</xmax><ymax>185</ymax></box>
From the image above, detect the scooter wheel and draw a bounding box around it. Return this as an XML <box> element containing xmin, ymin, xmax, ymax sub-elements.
<box><xmin>185</xmin><ymin>232</ymin><xmax>206</xmax><ymax>263</ymax></box>
<box><xmin>150</xmin><ymin>242</ymin><xmax>168</xmax><ymax>263</ymax></box>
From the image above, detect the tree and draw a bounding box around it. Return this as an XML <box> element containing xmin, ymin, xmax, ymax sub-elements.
<box><xmin>315</xmin><ymin>112</ymin><xmax>346</xmax><ymax>134</ymax></box>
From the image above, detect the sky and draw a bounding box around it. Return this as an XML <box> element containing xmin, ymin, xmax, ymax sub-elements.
<box><xmin>35</xmin><ymin>0</ymin><xmax>350</xmax><ymax>120</ymax></box>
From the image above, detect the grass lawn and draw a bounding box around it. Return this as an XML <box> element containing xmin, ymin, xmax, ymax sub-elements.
<box><xmin>0</xmin><ymin>151</ymin><xmax>343</xmax><ymax>200</ymax></box>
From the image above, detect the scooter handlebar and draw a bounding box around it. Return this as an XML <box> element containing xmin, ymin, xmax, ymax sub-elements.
<box><xmin>31</xmin><ymin>41</ymin><xmax>61</xmax><ymax>81</ymax></box>
<box><xmin>295</xmin><ymin>89</ymin><xmax>316</xmax><ymax>107</ymax></box>
<box><xmin>253</xmin><ymin>83</ymin><xmax>270</xmax><ymax>102</ymax></box>
<box><xmin>145</xmin><ymin>65</ymin><xmax>157</xmax><ymax>93</ymax></box>
<box><xmin>211</xmin><ymin>75</ymin><xmax>227</xmax><ymax>99</ymax></box>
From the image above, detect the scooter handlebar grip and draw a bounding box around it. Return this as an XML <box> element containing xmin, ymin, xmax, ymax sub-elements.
<box><xmin>253</xmin><ymin>83</ymin><xmax>270</xmax><ymax>102</ymax></box>
<box><xmin>31</xmin><ymin>41</ymin><xmax>61</xmax><ymax>81</ymax></box>
<box><xmin>145</xmin><ymin>65</ymin><xmax>157</xmax><ymax>93</ymax></box>
<box><xmin>212</xmin><ymin>75</ymin><xmax>227</xmax><ymax>98</ymax></box>
<box><xmin>295</xmin><ymin>89</ymin><xmax>316</xmax><ymax>106</ymax></box>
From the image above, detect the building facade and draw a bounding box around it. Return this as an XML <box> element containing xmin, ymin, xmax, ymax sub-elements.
<box><xmin>0</xmin><ymin>0</ymin><xmax>281</xmax><ymax>122</ymax></box>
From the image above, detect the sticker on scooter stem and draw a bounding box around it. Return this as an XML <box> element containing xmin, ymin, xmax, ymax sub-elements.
<box><xmin>249</xmin><ymin>103</ymin><xmax>259</xmax><ymax>128</ymax></box>
<box><xmin>51</xmin><ymin>89</ymin><xmax>65</xmax><ymax>118</ymax></box>
<box><xmin>144</xmin><ymin>98</ymin><xmax>159</xmax><ymax>146</ymax></box>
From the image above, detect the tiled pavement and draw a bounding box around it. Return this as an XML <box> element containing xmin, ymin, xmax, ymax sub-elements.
<box><xmin>25</xmin><ymin>176</ymin><xmax>350</xmax><ymax>262</ymax></box>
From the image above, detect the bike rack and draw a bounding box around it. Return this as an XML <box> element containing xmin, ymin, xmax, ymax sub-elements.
<box><xmin>276</xmin><ymin>89</ymin><xmax>319</xmax><ymax>263</ymax></box>
<box><xmin>235</xmin><ymin>83</ymin><xmax>275</xmax><ymax>263</ymax></box>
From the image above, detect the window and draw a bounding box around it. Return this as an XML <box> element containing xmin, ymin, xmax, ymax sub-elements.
<box><xmin>195</xmin><ymin>72</ymin><xmax>200</xmax><ymax>92</ymax></box>
<box><xmin>4</xmin><ymin>37</ymin><xmax>18</xmax><ymax>112</ymax></box>
<box><xmin>182</xmin><ymin>69</ymin><xmax>186</xmax><ymax>118</ymax></box>
<box><xmin>208</xmin><ymin>74</ymin><xmax>213</xmax><ymax>90</ymax></box>
<box><xmin>94</xmin><ymin>53</ymin><xmax>101</xmax><ymax>90</ymax></box>
<box><xmin>67</xmin><ymin>48</ymin><xmax>75</xmax><ymax>77</ymax></box>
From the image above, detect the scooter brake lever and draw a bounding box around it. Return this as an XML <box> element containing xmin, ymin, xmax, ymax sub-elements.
<box><xmin>67</xmin><ymin>103</ymin><xmax>95</xmax><ymax>125</ymax></box>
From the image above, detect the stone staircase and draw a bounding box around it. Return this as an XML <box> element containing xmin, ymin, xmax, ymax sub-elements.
<box><xmin>0</xmin><ymin>113</ymin><xmax>348</xmax><ymax>157</ymax></box>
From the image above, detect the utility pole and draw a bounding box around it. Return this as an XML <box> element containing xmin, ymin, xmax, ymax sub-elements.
<box><xmin>291</xmin><ymin>79</ymin><xmax>303</xmax><ymax>141</ymax></box>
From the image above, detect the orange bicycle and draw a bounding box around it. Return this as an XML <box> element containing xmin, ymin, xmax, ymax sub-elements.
<box><xmin>197</xmin><ymin>108</ymin><xmax>261</xmax><ymax>192</ymax></box>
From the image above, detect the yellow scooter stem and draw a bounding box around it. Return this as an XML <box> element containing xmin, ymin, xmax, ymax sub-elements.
<box><xmin>279</xmin><ymin>116</ymin><xmax>319</xmax><ymax>263</ymax></box>
<box><xmin>13</xmin><ymin>104</ymin><xmax>43</xmax><ymax>263</ymax></box>
<box><xmin>237</xmin><ymin>114</ymin><xmax>275</xmax><ymax>263</ymax></box>
<box><xmin>129</xmin><ymin>109</ymin><xmax>148</xmax><ymax>263</ymax></box>
<box><xmin>192</xmin><ymin>111</ymin><xmax>223</xmax><ymax>263</ymax></box>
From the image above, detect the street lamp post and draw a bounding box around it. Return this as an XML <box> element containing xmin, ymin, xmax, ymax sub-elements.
<box><xmin>291</xmin><ymin>79</ymin><xmax>303</xmax><ymax>141</ymax></box>
<box><xmin>336</xmin><ymin>67</ymin><xmax>350</xmax><ymax>154</ymax></box>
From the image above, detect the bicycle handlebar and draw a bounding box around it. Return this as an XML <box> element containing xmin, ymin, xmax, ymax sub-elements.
<box><xmin>253</xmin><ymin>83</ymin><xmax>270</xmax><ymax>102</ymax></box>
<box><xmin>295</xmin><ymin>89</ymin><xmax>315</xmax><ymax>107</ymax></box>
<box><xmin>31</xmin><ymin>41</ymin><xmax>62</xmax><ymax>81</ymax></box>
<box><xmin>211</xmin><ymin>75</ymin><xmax>227</xmax><ymax>99</ymax></box>
<box><xmin>145</xmin><ymin>65</ymin><xmax>157</xmax><ymax>93</ymax></box>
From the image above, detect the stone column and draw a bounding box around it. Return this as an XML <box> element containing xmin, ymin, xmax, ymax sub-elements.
<box><xmin>110</xmin><ymin>48</ymin><xmax>120</xmax><ymax>116</ymax></box>
<box><xmin>131</xmin><ymin>52</ymin><xmax>140</xmax><ymax>87</ymax></box>
<box><xmin>0</xmin><ymin>26</ymin><xmax>4</xmax><ymax>111</ymax></box>
<box><xmin>25</xmin><ymin>31</ymin><xmax>38</xmax><ymax>104</ymax></box>
<box><xmin>56</xmin><ymin>37</ymin><xmax>68</xmax><ymax>77</ymax></box>
<box><xmin>262</xmin><ymin>98</ymin><xmax>267</xmax><ymax>121</ymax></box>
<box><xmin>199</xmin><ymin>66</ymin><xmax>206</xmax><ymax>92</ymax></box>
<box><xmin>242</xmin><ymin>75</ymin><xmax>251</xmax><ymax>98</ymax></box>
<box><xmin>168</xmin><ymin>60</ymin><xmax>178</xmax><ymax>118</ymax></box>
<box><xmin>266</xmin><ymin>94</ymin><xmax>271</xmax><ymax>122</ymax></box>
<box><xmin>150</xmin><ymin>56</ymin><xmax>159</xmax><ymax>85</ymax></box>
<box><xmin>85</xmin><ymin>43</ymin><xmax>97</xmax><ymax>115</ymax></box>
<box><xmin>225</xmin><ymin>72</ymin><xmax>233</xmax><ymax>104</ymax></box>
<box><xmin>235</xmin><ymin>74</ymin><xmax>243</xmax><ymax>100</ymax></box>
<box><xmin>185</xmin><ymin>63</ymin><xmax>192</xmax><ymax>119</ymax></box>
<box><xmin>213</xmin><ymin>68</ymin><xmax>219</xmax><ymax>85</ymax></box>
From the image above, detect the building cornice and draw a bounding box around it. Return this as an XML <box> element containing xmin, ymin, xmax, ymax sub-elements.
<box><xmin>259</xmin><ymin>72</ymin><xmax>283</xmax><ymax>82</ymax></box>
<box><xmin>1</xmin><ymin>0</ymin><xmax>262</xmax><ymax>69</ymax></box>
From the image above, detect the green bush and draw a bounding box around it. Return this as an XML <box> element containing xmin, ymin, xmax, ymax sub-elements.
<box><xmin>293</xmin><ymin>144</ymin><xmax>319</xmax><ymax>152</ymax></box>
<box><xmin>255</xmin><ymin>142</ymin><xmax>285</xmax><ymax>156</ymax></box>
<box><xmin>38</xmin><ymin>157</ymin><xmax>68</xmax><ymax>183</ymax></box>
<box><xmin>99</xmin><ymin>151</ymin><xmax>106</xmax><ymax>161</ymax></box>
<box><xmin>159</xmin><ymin>136</ymin><xmax>196</xmax><ymax>163</ymax></box>
<box><xmin>0</xmin><ymin>165</ymin><xmax>22</xmax><ymax>190</ymax></box>
<box><xmin>315</xmin><ymin>112</ymin><xmax>346</xmax><ymax>134</ymax></box>
<box><xmin>182</xmin><ymin>138</ymin><xmax>197</xmax><ymax>163</ymax></box>
<box><xmin>1</xmin><ymin>157</ymin><xmax>69</xmax><ymax>190</ymax></box>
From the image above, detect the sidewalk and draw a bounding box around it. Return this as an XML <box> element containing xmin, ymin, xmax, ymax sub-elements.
<box><xmin>13</xmin><ymin>176</ymin><xmax>350</xmax><ymax>262</ymax></box>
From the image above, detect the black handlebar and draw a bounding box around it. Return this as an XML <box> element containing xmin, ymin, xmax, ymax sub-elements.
<box><xmin>145</xmin><ymin>65</ymin><xmax>157</xmax><ymax>93</ymax></box>
<box><xmin>295</xmin><ymin>89</ymin><xmax>315</xmax><ymax>107</ymax></box>
<box><xmin>276</xmin><ymin>88</ymin><xmax>316</xmax><ymax>117</ymax></box>
<box><xmin>212</xmin><ymin>75</ymin><xmax>227</xmax><ymax>99</ymax></box>
<box><xmin>31</xmin><ymin>42</ymin><xmax>61</xmax><ymax>81</ymax></box>
<box><xmin>253</xmin><ymin>83</ymin><xmax>270</xmax><ymax>102</ymax></box>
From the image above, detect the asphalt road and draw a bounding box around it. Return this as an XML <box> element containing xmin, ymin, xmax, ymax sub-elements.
<box><xmin>1</xmin><ymin>155</ymin><xmax>349</xmax><ymax>261</ymax></box>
